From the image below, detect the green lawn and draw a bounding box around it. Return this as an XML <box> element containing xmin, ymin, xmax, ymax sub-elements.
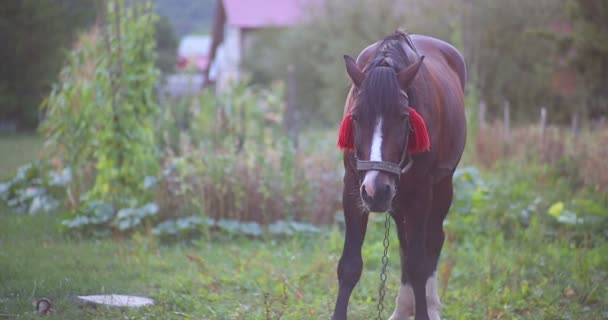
<box><xmin>1</xmin><ymin>206</ymin><xmax>606</xmax><ymax>319</ymax></box>
<box><xmin>0</xmin><ymin>134</ymin><xmax>606</xmax><ymax>319</ymax></box>
<box><xmin>0</xmin><ymin>134</ymin><xmax>43</xmax><ymax>179</ymax></box>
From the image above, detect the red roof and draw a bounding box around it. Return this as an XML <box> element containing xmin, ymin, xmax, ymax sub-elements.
<box><xmin>222</xmin><ymin>0</ymin><xmax>306</xmax><ymax>28</ymax></box>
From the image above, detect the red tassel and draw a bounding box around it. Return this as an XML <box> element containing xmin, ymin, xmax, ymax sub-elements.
<box><xmin>407</xmin><ymin>108</ymin><xmax>430</xmax><ymax>153</ymax></box>
<box><xmin>337</xmin><ymin>113</ymin><xmax>354</xmax><ymax>151</ymax></box>
<box><xmin>337</xmin><ymin>108</ymin><xmax>429</xmax><ymax>153</ymax></box>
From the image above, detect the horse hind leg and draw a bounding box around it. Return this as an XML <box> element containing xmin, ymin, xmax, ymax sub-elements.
<box><xmin>389</xmin><ymin>272</ymin><xmax>440</xmax><ymax>320</ymax></box>
<box><xmin>389</xmin><ymin>281</ymin><xmax>415</xmax><ymax>320</ymax></box>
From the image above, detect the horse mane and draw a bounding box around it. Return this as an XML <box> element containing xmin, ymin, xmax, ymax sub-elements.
<box><xmin>356</xmin><ymin>31</ymin><xmax>416</xmax><ymax>124</ymax></box>
<box><xmin>365</xmin><ymin>30</ymin><xmax>413</xmax><ymax>72</ymax></box>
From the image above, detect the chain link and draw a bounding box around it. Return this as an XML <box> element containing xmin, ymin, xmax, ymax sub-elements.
<box><xmin>376</xmin><ymin>211</ymin><xmax>391</xmax><ymax>320</ymax></box>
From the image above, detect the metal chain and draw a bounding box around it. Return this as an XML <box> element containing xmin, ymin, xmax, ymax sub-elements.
<box><xmin>376</xmin><ymin>211</ymin><xmax>391</xmax><ymax>320</ymax></box>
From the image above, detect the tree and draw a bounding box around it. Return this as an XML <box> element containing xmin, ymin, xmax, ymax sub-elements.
<box><xmin>565</xmin><ymin>0</ymin><xmax>608</xmax><ymax>119</ymax></box>
<box><xmin>465</xmin><ymin>0</ymin><xmax>563</xmax><ymax>122</ymax></box>
<box><xmin>155</xmin><ymin>15</ymin><xmax>178</xmax><ymax>74</ymax></box>
<box><xmin>0</xmin><ymin>0</ymin><xmax>99</xmax><ymax>130</ymax></box>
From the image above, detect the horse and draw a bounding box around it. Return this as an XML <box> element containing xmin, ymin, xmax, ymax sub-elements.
<box><xmin>332</xmin><ymin>31</ymin><xmax>467</xmax><ymax>320</ymax></box>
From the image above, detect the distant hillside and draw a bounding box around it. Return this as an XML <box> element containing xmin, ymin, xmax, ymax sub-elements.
<box><xmin>154</xmin><ymin>0</ymin><xmax>215</xmax><ymax>37</ymax></box>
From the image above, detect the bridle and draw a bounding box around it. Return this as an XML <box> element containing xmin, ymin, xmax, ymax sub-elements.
<box><xmin>354</xmin><ymin>90</ymin><xmax>415</xmax><ymax>177</ymax></box>
<box><xmin>354</xmin><ymin>35</ymin><xmax>421</xmax><ymax>178</ymax></box>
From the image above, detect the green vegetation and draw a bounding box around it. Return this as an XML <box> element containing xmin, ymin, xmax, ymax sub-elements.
<box><xmin>0</xmin><ymin>134</ymin><xmax>42</xmax><ymax>179</ymax></box>
<box><xmin>39</xmin><ymin>1</ymin><xmax>161</xmax><ymax>231</ymax></box>
<box><xmin>2</xmin><ymin>127</ymin><xmax>607</xmax><ymax>319</ymax></box>
<box><xmin>1</xmin><ymin>162</ymin><xmax>607</xmax><ymax>319</ymax></box>
<box><xmin>247</xmin><ymin>0</ymin><xmax>605</xmax><ymax>125</ymax></box>
<box><xmin>2</xmin><ymin>1</ymin><xmax>607</xmax><ymax>319</ymax></box>
<box><xmin>0</xmin><ymin>0</ymin><xmax>99</xmax><ymax>130</ymax></box>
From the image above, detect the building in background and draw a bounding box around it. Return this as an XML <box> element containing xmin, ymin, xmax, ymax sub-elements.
<box><xmin>204</xmin><ymin>0</ymin><xmax>309</xmax><ymax>92</ymax></box>
<box><xmin>177</xmin><ymin>35</ymin><xmax>211</xmax><ymax>72</ymax></box>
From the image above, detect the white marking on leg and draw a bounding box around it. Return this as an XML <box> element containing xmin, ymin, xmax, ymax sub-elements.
<box><xmin>426</xmin><ymin>271</ymin><xmax>441</xmax><ymax>320</ymax></box>
<box><xmin>362</xmin><ymin>118</ymin><xmax>383</xmax><ymax>197</ymax></box>
<box><xmin>389</xmin><ymin>283</ymin><xmax>414</xmax><ymax>320</ymax></box>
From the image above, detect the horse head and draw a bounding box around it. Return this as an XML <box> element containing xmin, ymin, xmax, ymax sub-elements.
<box><xmin>341</xmin><ymin>52</ymin><xmax>425</xmax><ymax>212</ymax></box>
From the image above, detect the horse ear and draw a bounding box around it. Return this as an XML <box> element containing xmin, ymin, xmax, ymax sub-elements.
<box><xmin>398</xmin><ymin>55</ymin><xmax>425</xmax><ymax>89</ymax></box>
<box><xmin>344</xmin><ymin>55</ymin><xmax>364</xmax><ymax>87</ymax></box>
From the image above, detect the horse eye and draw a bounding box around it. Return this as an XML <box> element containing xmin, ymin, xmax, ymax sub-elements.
<box><xmin>351</xmin><ymin>114</ymin><xmax>359</xmax><ymax>122</ymax></box>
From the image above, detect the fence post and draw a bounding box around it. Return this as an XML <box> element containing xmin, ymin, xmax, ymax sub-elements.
<box><xmin>571</xmin><ymin>112</ymin><xmax>579</xmax><ymax>136</ymax></box>
<box><xmin>285</xmin><ymin>64</ymin><xmax>299</xmax><ymax>149</ymax></box>
<box><xmin>503</xmin><ymin>101</ymin><xmax>511</xmax><ymax>154</ymax></box>
<box><xmin>478</xmin><ymin>99</ymin><xmax>486</xmax><ymax>131</ymax></box>
<box><xmin>539</xmin><ymin>107</ymin><xmax>547</xmax><ymax>149</ymax></box>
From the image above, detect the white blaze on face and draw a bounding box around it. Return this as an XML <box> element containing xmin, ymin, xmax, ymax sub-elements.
<box><xmin>362</xmin><ymin>118</ymin><xmax>383</xmax><ymax>197</ymax></box>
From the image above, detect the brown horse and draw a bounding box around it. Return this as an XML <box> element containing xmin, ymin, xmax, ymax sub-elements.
<box><xmin>332</xmin><ymin>31</ymin><xmax>466</xmax><ymax>320</ymax></box>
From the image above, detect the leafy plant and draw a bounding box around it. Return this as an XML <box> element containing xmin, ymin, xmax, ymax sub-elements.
<box><xmin>40</xmin><ymin>0</ymin><xmax>161</xmax><ymax>233</ymax></box>
<box><xmin>0</xmin><ymin>162</ymin><xmax>66</xmax><ymax>214</ymax></box>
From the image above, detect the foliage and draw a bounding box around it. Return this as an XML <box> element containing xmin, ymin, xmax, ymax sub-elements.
<box><xmin>563</xmin><ymin>0</ymin><xmax>608</xmax><ymax>118</ymax></box>
<box><xmin>465</xmin><ymin>0</ymin><xmax>563</xmax><ymax>122</ymax></box>
<box><xmin>245</xmin><ymin>0</ymin><xmax>606</xmax><ymax>126</ymax></box>
<box><xmin>449</xmin><ymin>164</ymin><xmax>608</xmax><ymax>243</ymax></box>
<box><xmin>154</xmin><ymin>15</ymin><xmax>179</xmax><ymax>74</ymax></box>
<box><xmin>1</xmin><ymin>166</ymin><xmax>607</xmax><ymax>319</ymax></box>
<box><xmin>0</xmin><ymin>162</ymin><xmax>67</xmax><ymax>215</ymax></box>
<box><xmin>475</xmin><ymin>122</ymin><xmax>608</xmax><ymax>195</ymax></box>
<box><xmin>0</xmin><ymin>0</ymin><xmax>99</xmax><ymax>130</ymax></box>
<box><xmin>39</xmin><ymin>1</ymin><xmax>160</xmax><ymax>233</ymax></box>
<box><xmin>154</xmin><ymin>80</ymin><xmax>341</xmax><ymax>229</ymax></box>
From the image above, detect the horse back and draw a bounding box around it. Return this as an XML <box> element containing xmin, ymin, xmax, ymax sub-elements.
<box><xmin>411</xmin><ymin>35</ymin><xmax>467</xmax><ymax>178</ymax></box>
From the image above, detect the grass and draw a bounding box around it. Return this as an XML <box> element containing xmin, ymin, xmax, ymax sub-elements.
<box><xmin>0</xmin><ymin>134</ymin><xmax>42</xmax><ymax>179</ymax></box>
<box><xmin>0</xmin><ymin>133</ymin><xmax>607</xmax><ymax>319</ymax></box>
<box><xmin>1</xmin><ymin>206</ymin><xmax>607</xmax><ymax>319</ymax></box>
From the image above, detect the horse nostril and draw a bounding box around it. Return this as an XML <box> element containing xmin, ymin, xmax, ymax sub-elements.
<box><xmin>379</xmin><ymin>184</ymin><xmax>392</xmax><ymax>198</ymax></box>
<box><xmin>361</xmin><ymin>187</ymin><xmax>369</xmax><ymax>200</ymax></box>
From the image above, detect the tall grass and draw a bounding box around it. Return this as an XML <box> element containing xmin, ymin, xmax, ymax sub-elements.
<box><xmin>154</xmin><ymin>81</ymin><xmax>342</xmax><ymax>227</ymax></box>
<box><xmin>475</xmin><ymin>123</ymin><xmax>608</xmax><ymax>196</ymax></box>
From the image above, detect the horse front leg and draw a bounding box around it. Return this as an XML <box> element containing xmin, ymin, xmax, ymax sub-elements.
<box><xmin>332</xmin><ymin>173</ymin><xmax>369</xmax><ymax>320</ymax></box>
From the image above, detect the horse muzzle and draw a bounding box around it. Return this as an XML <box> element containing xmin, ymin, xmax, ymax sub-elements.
<box><xmin>360</xmin><ymin>170</ymin><xmax>396</xmax><ymax>212</ymax></box>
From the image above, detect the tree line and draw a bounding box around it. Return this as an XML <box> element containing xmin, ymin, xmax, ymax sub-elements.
<box><xmin>0</xmin><ymin>0</ymin><xmax>177</xmax><ymax>131</ymax></box>
<box><xmin>246</xmin><ymin>0</ymin><xmax>607</xmax><ymax>126</ymax></box>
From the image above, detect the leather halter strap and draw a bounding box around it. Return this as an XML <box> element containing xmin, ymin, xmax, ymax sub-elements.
<box><xmin>355</xmin><ymin>102</ymin><xmax>414</xmax><ymax>176</ymax></box>
<box><xmin>356</xmin><ymin>153</ymin><xmax>414</xmax><ymax>175</ymax></box>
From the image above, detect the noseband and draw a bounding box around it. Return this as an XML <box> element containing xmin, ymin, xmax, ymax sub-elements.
<box><xmin>356</xmin><ymin>151</ymin><xmax>414</xmax><ymax>176</ymax></box>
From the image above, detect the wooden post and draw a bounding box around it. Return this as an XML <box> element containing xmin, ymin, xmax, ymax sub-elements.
<box><xmin>503</xmin><ymin>101</ymin><xmax>511</xmax><ymax>143</ymax></box>
<box><xmin>571</xmin><ymin>112</ymin><xmax>579</xmax><ymax>136</ymax></box>
<box><xmin>285</xmin><ymin>64</ymin><xmax>299</xmax><ymax>149</ymax></box>
<box><xmin>503</xmin><ymin>101</ymin><xmax>511</xmax><ymax>157</ymax></box>
<box><xmin>478</xmin><ymin>99</ymin><xmax>486</xmax><ymax>131</ymax></box>
<box><xmin>539</xmin><ymin>107</ymin><xmax>547</xmax><ymax>149</ymax></box>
